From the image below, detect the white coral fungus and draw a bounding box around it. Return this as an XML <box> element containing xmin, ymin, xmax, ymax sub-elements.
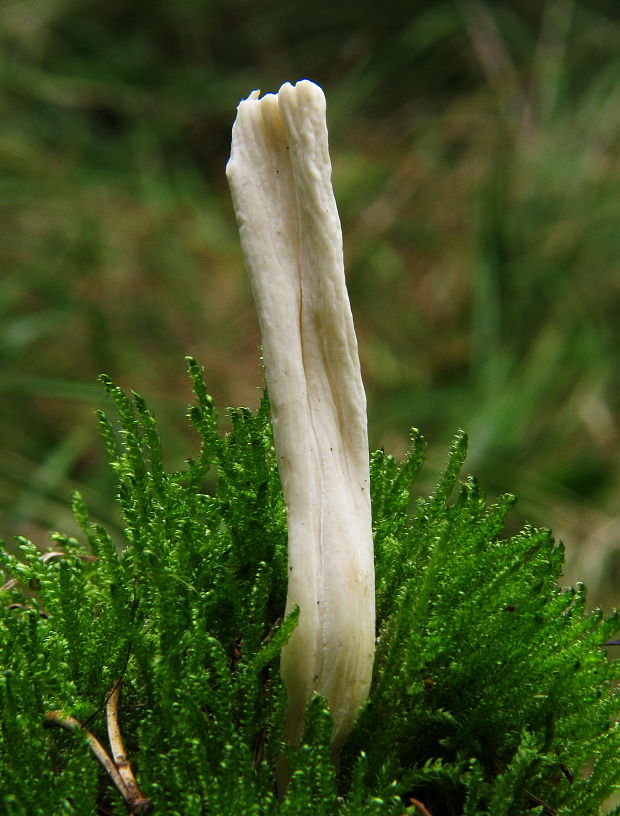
<box><xmin>226</xmin><ymin>79</ymin><xmax>375</xmax><ymax>755</ymax></box>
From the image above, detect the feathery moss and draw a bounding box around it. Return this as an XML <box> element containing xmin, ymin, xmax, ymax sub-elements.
<box><xmin>1</xmin><ymin>358</ymin><xmax>619</xmax><ymax>815</ymax></box>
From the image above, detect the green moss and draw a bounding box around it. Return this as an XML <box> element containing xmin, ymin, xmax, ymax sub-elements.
<box><xmin>1</xmin><ymin>358</ymin><xmax>619</xmax><ymax>815</ymax></box>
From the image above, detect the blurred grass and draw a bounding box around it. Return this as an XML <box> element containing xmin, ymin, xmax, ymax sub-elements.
<box><xmin>1</xmin><ymin>0</ymin><xmax>620</xmax><ymax>606</ymax></box>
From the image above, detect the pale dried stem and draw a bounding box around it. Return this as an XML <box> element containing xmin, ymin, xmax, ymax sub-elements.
<box><xmin>44</xmin><ymin>681</ymin><xmax>151</xmax><ymax>814</ymax></box>
<box><xmin>106</xmin><ymin>681</ymin><xmax>152</xmax><ymax>813</ymax></box>
<box><xmin>44</xmin><ymin>710</ymin><xmax>129</xmax><ymax>801</ymax></box>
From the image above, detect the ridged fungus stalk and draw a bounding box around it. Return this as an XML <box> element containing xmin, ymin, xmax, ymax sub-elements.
<box><xmin>226</xmin><ymin>79</ymin><xmax>375</xmax><ymax>771</ymax></box>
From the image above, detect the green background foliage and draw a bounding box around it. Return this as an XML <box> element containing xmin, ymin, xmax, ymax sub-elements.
<box><xmin>2</xmin><ymin>369</ymin><xmax>620</xmax><ymax>814</ymax></box>
<box><xmin>1</xmin><ymin>0</ymin><xmax>620</xmax><ymax>606</ymax></box>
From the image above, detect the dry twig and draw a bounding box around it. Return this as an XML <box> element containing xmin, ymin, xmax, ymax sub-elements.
<box><xmin>106</xmin><ymin>681</ymin><xmax>152</xmax><ymax>813</ymax></box>
<box><xmin>44</xmin><ymin>680</ymin><xmax>152</xmax><ymax>814</ymax></box>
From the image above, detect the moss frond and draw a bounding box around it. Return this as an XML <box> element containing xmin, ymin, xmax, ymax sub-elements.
<box><xmin>1</xmin><ymin>366</ymin><xmax>619</xmax><ymax>814</ymax></box>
